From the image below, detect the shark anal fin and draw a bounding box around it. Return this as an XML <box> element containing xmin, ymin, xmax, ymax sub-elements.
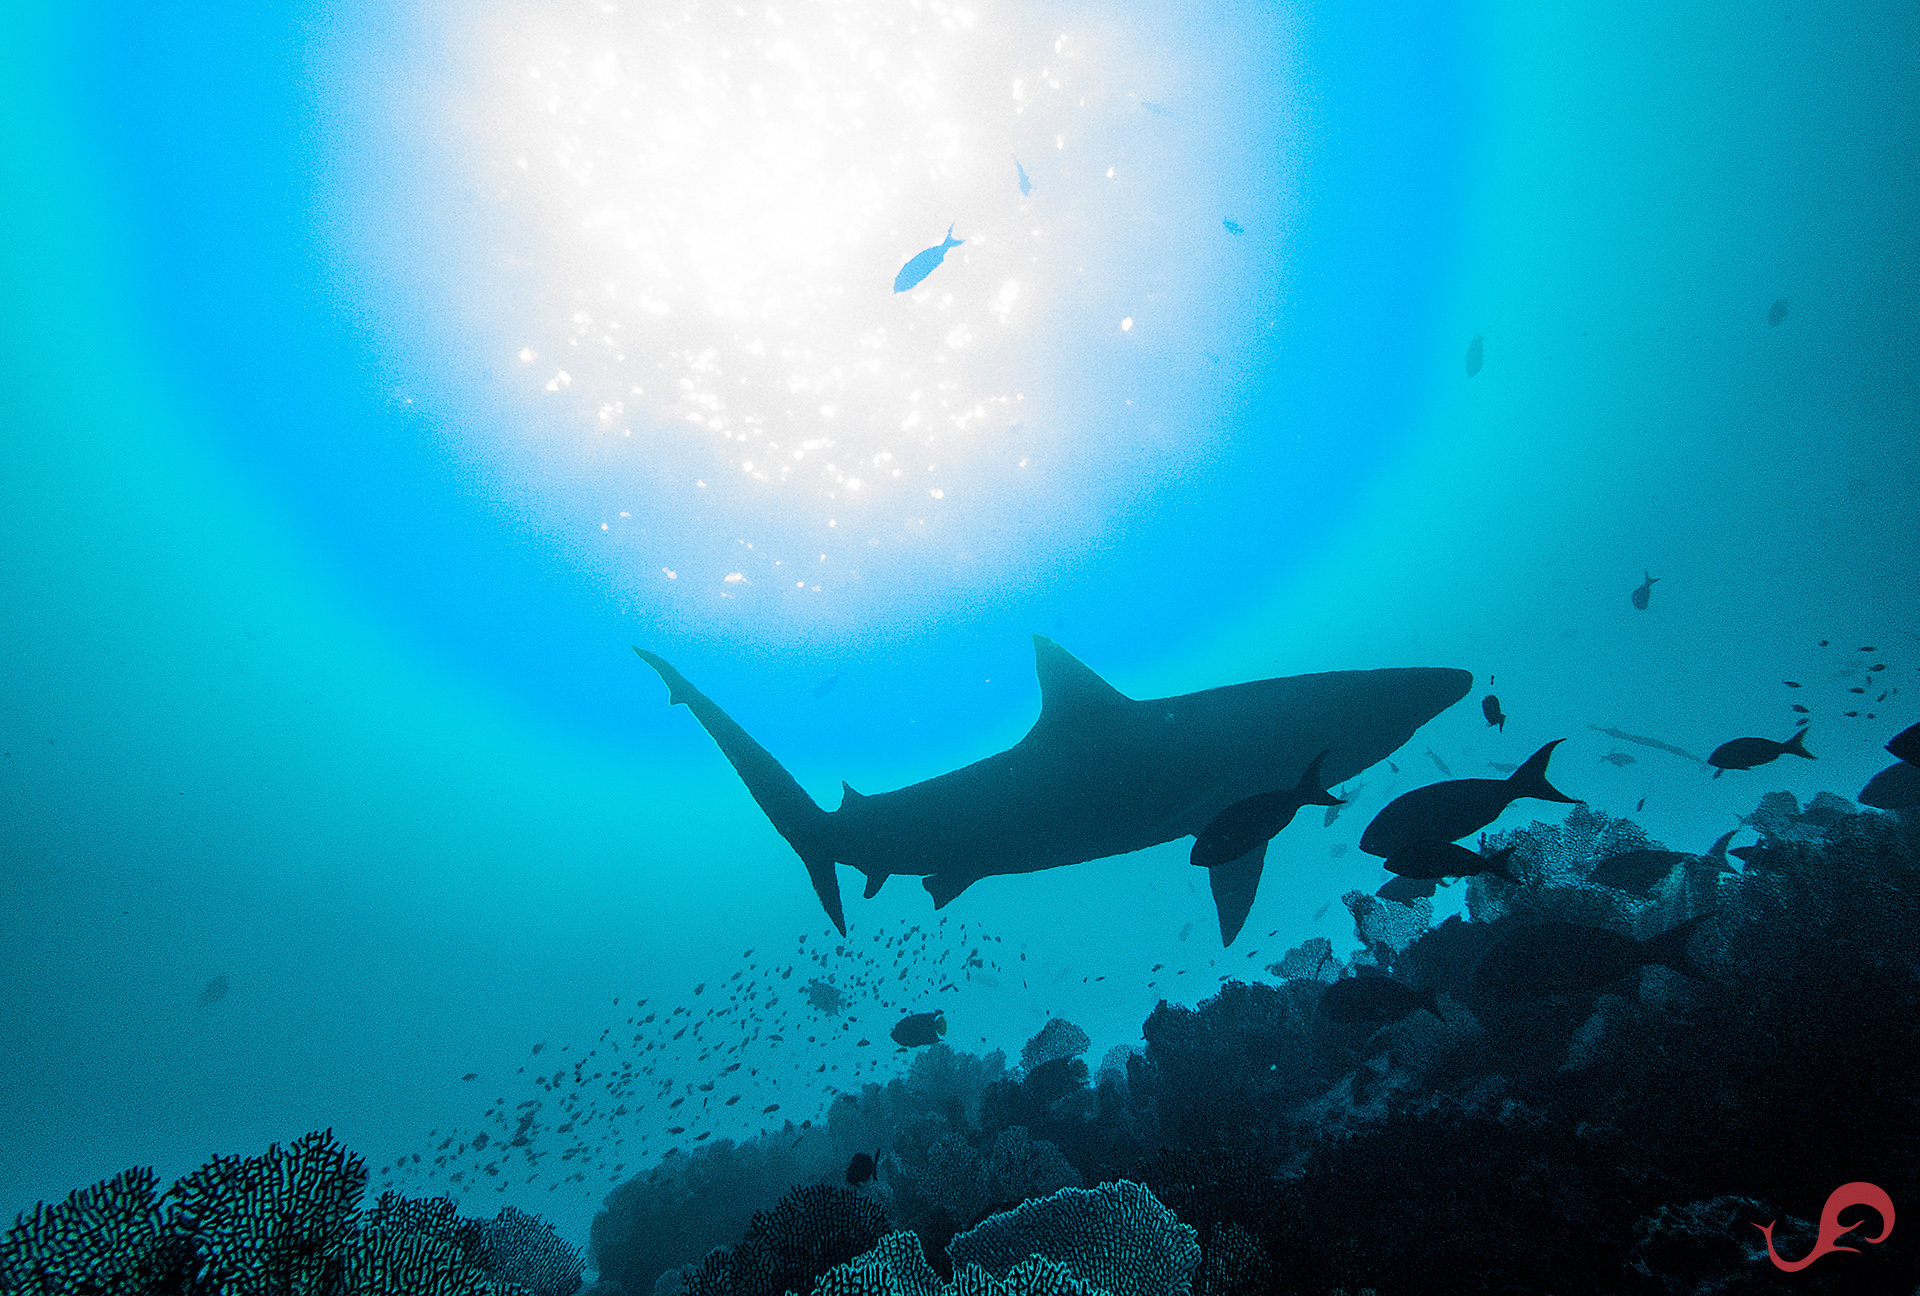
<box><xmin>1209</xmin><ymin>841</ymin><xmax>1268</xmax><ymax>946</ymax></box>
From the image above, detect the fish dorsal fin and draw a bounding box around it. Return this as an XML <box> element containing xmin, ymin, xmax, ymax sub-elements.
<box><xmin>1031</xmin><ymin>636</ymin><xmax>1131</xmax><ymax>728</ymax></box>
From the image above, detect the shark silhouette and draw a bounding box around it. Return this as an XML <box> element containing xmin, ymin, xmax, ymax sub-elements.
<box><xmin>634</xmin><ymin>638</ymin><xmax>1471</xmax><ymax>943</ymax></box>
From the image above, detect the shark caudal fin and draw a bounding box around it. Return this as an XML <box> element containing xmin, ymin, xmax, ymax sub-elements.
<box><xmin>633</xmin><ymin>649</ymin><xmax>847</xmax><ymax>935</ymax></box>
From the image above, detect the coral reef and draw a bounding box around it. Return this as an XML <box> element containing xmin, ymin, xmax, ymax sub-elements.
<box><xmin>679</xmin><ymin>1184</ymin><xmax>886</xmax><ymax>1296</ymax></box>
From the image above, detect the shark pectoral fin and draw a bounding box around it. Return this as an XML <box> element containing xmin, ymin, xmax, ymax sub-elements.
<box><xmin>1209</xmin><ymin>841</ymin><xmax>1268</xmax><ymax>947</ymax></box>
<box><xmin>922</xmin><ymin>871</ymin><xmax>975</xmax><ymax>910</ymax></box>
<box><xmin>862</xmin><ymin>870</ymin><xmax>888</xmax><ymax>899</ymax></box>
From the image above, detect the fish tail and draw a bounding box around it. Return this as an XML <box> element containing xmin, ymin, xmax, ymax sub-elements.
<box><xmin>1509</xmin><ymin>739</ymin><xmax>1579</xmax><ymax>803</ymax></box>
<box><xmin>1645</xmin><ymin>910</ymin><xmax>1716</xmax><ymax>979</ymax></box>
<box><xmin>634</xmin><ymin>648</ymin><xmax>846</xmax><ymax>934</ymax></box>
<box><xmin>1784</xmin><ymin>728</ymin><xmax>1815</xmax><ymax>760</ymax></box>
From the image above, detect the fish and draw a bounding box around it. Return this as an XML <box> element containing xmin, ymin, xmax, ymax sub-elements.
<box><xmin>890</xmin><ymin>1011</ymin><xmax>946</xmax><ymax>1047</ymax></box>
<box><xmin>635</xmin><ymin>638</ymin><xmax>1470</xmax><ymax>941</ymax></box>
<box><xmin>1859</xmin><ymin>761</ymin><xmax>1920</xmax><ymax>810</ymax></box>
<box><xmin>893</xmin><ymin>224</ymin><xmax>964</xmax><ymax>293</ymax></box>
<box><xmin>813</xmin><ymin>673</ymin><xmax>841</xmax><ymax>699</ymax></box>
<box><xmin>1471</xmin><ymin>912</ymin><xmax>1715</xmax><ymax>1003</ymax></box>
<box><xmin>1325</xmin><ymin>781</ymin><xmax>1362</xmax><ymax>827</ymax></box>
<box><xmin>846</xmin><ymin>1151</ymin><xmax>880</xmax><ymax>1185</ymax></box>
<box><xmin>1888</xmin><ymin>721</ymin><xmax>1920</xmax><ymax>767</ymax></box>
<box><xmin>1360</xmin><ymin>740</ymin><xmax>1579</xmax><ymax>857</ymax></box>
<box><xmin>461</xmin><ymin>1072</ymin><xmax>478</xmax><ymax>1082</ymax></box>
<box><xmin>1631</xmin><ymin>571</ymin><xmax>1659</xmax><ymax>611</ymax></box>
<box><xmin>1466</xmin><ymin>333</ymin><xmax>1484</xmax><ymax>378</ymax></box>
<box><xmin>1376</xmin><ymin>874</ymin><xmax>1438</xmax><ymax>903</ymax></box>
<box><xmin>1382</xmin><ymin>840</ymin><xmax>1518</xmax><ymax>884</ymax></box>
<box><xmin>1189</xmin><ymin>753</ymin><xmax>1343</xmax><ymax>943</ymax></box>
<box><xmin>1584</xmin><ymin>849</ymin><xmax>1687</xmax><ymax>893</ymax></box>
<box><xmin>1708</xmin><ymin>730</ymin><xmax>1814</xmax><ymax>777</ymax></box>
<box><xmin>1587</xmin><ymin>725</ymin><xmax>1706</xmax><ymax>765</ymax></box>
<box><xmin>1600</xmin><ymin>751</ymin><xmax>1637</xmax><ymax>767</ymax></box>
<box><xmin>1318</xmin><ymin>976</ymin><xmax>1441</xmax><ymax>1026</ymax></box>
<box><xmin>1014</xmin><ymin>156</ymin><xmax>1032</xmax><ymax>196</ymax></box>
<box><xmin>1223</xmin><ymin>219</ymin><xmax>1243</xmax><ymax>235</ymax></box>
<box><xmin>1768</xmin><ymin>297</ymin><xmax>1790</xmax><ymax>326</ymax></box>
<box><xmin>1635</xmin><ymin>796</ymin><xmax>1646</xmax><ymax>811</ymax></box>
<box><xmin>1482</xmin><ymin>695</ymin><xmax>1506</xmax><ymax>732</ymax></box>
<box><xmin>1426</xmin><ymin>748</ymin><xmax>1453</xmax><ymax>778</ymax></box>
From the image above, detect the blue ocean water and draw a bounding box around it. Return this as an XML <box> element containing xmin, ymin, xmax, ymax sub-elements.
<box><xmin>2</xmin><ymin>0</ymin><xmax>1916</xmax><ymax>1290</ymax></box>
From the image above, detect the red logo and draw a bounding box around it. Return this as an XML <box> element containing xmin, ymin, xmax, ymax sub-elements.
<box><xmin>1753</xmin><ymin>1182</ymin><xmax>1894</xmax><ymax>1272</ymax></box>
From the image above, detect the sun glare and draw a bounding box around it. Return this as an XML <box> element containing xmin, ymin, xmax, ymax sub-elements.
<box><xmin>432</xmin><ymin>0</ymin><xmax>1283</xmax><ymax>630</ymax></box>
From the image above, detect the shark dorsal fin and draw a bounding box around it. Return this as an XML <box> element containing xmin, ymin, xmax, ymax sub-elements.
<box><xmin>1031</xmin><ymin>636</ymin><xmax>1131</xmax><ymax>725</ymax></box>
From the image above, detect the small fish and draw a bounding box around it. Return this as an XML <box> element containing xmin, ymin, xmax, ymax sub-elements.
<box><xmin>1588</xmin><ymin>725</ymin><xmax>1705</xmax><ymax>764</ymax></box>
<box><xmin>1324</xmin><ymin>781</ymin><xmax>1362</xmax><ymax>827</ymax></box>
<box><xmin>1635</xmin><ymin>796</ymin><xmax>1647</xmax><ymax>812</ymax></box>
<box><xmin>1887</xmin><ymin>721</ymin><xmax>1920</xmax><ymax>767</ymax></box>
<box><xmin>1466</xmin><ymin>333</ymin><xmax>1484</xmax><ymax>378</ymax></box>
<box><xmin>462</xmin><ymin>1072</ymin><xmax>478</xmax><ymax>1082</ymax></box>
<box><xmin>1472</xmin><ymin>912</ymin><xmax>1715</xmax><ymax>1003</ymax></box>
<box><xmin>893</xmin><ymin>224</ymin><xmax>963</xmax><ymax>293</ymax></box>
<box><xmin>1426</xmin><ymin>748</ymin><xmax>1452</xmax><ymax>778</ymax></box>
<box><xmin>1487</xmin><ymin>761</ymin><xmax>1520</xmax><ymax>774</ymax></box>
<box><xmin>763</xmin><ymin>1104</ymin><xmax>780</xmax><ymax>1114</ymax></box>
<box><xmin>1768</xmin><ymin>298</ymin><xmax>1790</xmax><ymax>326</ymax></box>
<box><xmin>813</xmin><ymin>673</ymin><xmax>841</xmax><ymax>699</ymax></box>
<box><xmin>1318</xmin><ymin>976</ymin><xmax>1441</xmax><ymax>1026</ymax></box>
<box><xmin>1791</xmin><ymin>704</ymin><xmax>1809</xmax><ymax>714</ymax></box>
<box><xmin>1382</xmin><ymin>840</ymin><xmax>1518</xmax><ymax>884</ymax></box>
<box><xmin>1631</xmin><ymin>570</ymin><xmax>1659</xmax><ymax>611</ymax></box>
<box><xmin>1482</xmin><ymin>695</ymin><xmax>1506</xmax><ymax>732</ymax></box>
<box><xmin>1014</xmin><ymin>156</ymin><xmax>1032</xmax><ymax>196</ymax></box>
<box><xmin>1600</xmin><ymin>751</ymin><xmax>1637</xmax><ymax>767</ymax></box>
<box><xmin>1784</xmin><ymin>680</ymin><xmax>1801</xmax><ymax>688</ymax></box>
<box><xmin>1191</xmin><ymin>752</ymin><xmax>1342</xmax><ymax>869</ymax></box>
<box><xmin>889</xmin><ymin>1011</ymin><xmax>946</xmax><ymax>1047</ymax></box>
<box><xmin>1361</xmin><ymin>740</ymin><xmax>1577</xmax><ymax>857</ymax></box>
<box><xmin>1708</xmin><ymin>730</ymin><xmax>1814</xmax><ymax>777</ymax></box>
<box><xmin>1223</xmin><ymin>218</ymin><xmax>1243</xmax><ymax>235</ymax></box>
<box><xmin>198</xmin><ymin>976</ymin><xmax>230</xmax><ymax>1007</ymax></box>
<box><xmin>846</xmin><ymin>1151</ymin><xmax>880</xmax><ymax>1185</ymax></box>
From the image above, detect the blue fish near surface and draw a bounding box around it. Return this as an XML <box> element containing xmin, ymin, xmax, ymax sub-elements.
<box><xmin>893</xmin><ymin>224</ymin><xmax>963</xmax><ymax>293</ymax></box>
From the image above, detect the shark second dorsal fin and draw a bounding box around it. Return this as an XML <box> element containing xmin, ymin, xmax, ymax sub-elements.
<box><xmin>1031</xmin><ymin>636</ymin><xmax>1131</xmax><ymax>727</ymax></box>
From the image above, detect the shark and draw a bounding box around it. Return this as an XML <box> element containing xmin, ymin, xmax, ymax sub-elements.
<box><xmin>633</xmin><ymin>637</ymin><xmax>1472</xmax><ymax>944</ymax></box>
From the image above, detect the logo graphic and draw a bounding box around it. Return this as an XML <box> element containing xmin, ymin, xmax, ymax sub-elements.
<box><xmin>1753</xmin><ymin>1182</ymin><xmax>1894</xmax><ymax>1272</ymax></box>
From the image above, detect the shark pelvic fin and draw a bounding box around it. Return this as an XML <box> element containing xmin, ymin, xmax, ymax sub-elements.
<box><xmin>1209</xmin><ymin>840</ymin><xmax>1268</xmax><ymax>946</ymax></box>
<box><xmin>633</xmin><ymin>648</ymin><xmax>846</xmax><ymax>934</ymax></box>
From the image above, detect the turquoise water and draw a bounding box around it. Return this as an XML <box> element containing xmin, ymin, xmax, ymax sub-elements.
<box><xmin>2</xmin><ymin>0</ymin><xmax>1915</xmax><ymax>1282</ymax></box>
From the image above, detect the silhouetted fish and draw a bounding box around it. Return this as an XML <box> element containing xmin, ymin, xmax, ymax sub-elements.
<box><xmin>1585</xmin><ymin>849</ymin><xmax>1686</xmax><ymax>893</ymax></box>
<box><xmin>813</xmin><ymin>673</ymin><xmax>841</xmax><ymax>699</ymax></box>
<box><xmin>1888</xmin><ymin>721</ymin><xmax>1920</xmax><ymax>767</ymax></box>
<box><xmin>1014</xmin><ymin>156</ymin><xmax>1032</xmax><ymax>196</ymax></box>
<box><xmin>1426</xmin><ymin>748</ymin><xmax>1452</xmax><ymax>777</ymax></box>
<box><xmin>890</xmin><ymin>1011</ymin><xmax>946</xmax><ymax>1047</ymax></box>
<box><xmin>1466</xmin><ymin>334</ymin><xmax>1484</xmax><ymax>378</ymax></box>
<box><xmin>1319</xmin><ymin>976</ymin><xmax>1440</xmax><ymax>1026</ymax></box>
<box><xmin>1708</xmin><ymin>730</ymin><xmax>1814</xmax><ymax>777</ymax></box>
<box><xmin>1768</xmin><ymin>297</ymin><xmax>1789</xmax><ymax>326</ymax></box>
<box><xmin>846</xmin><ymin>1151</ymin><xmax>879</xmax><ymax>1185</ymax></box>
<box><xmin>1588</xmin><ymin>725</ymin><xmax>1705</xmax><ymax>764</ymax></box>
<box><xmin>1382</xmin><ymin>840</ymin><xmax>1518</xmax><ymax>883</ymax></box>
<box><xmin>1472</xmin><ymin>912</ymin><xmax>1715</xmax><ymax>1003</ymax></box>
<box><xmin>1860</xmin><ymin>761</ymin><xmax>1920</xmax><ymax>810</ymax></box>
<box><xmin>1631</xmin><ymin>571</ymin><xmax>1659</xmax><ymax>610</ymax></box>
<box><xmin>1361</xmin><ymin>740</ymin><xmax>1578</xmax><ymax>856</ymax></box>
<box><xmin>198</xmin><ymin>975</ymin><xmax>229</xmax><ymax>1007</ymax></box>
<box><xmin>1600</xmin><ymin>751</ymin><xmax>1637</xmax><ymax>767</ymax></box>
<box><xmin>1482</xmin><ymin>695</ymin><xmax>1506</xmax><ymax>732</ymax></box>
<box><xmin>1191</xmin><ymin>752</ymin><xmax>1341</xmax><ymax>869</ymax></box>
<box><xmin>1223</xmin><ymin>219</ymin><xmax>1243</xmax><ymax>235</ymax></box>
<box><xmin>1376</xmin><ymin>874</ymin><xmax>1438</xmax><ymax>903</ymax></box>
<box><xmin>894</xmin><ymin>224</ymin><xmax>963</xmax><ymax>293</ymax></box>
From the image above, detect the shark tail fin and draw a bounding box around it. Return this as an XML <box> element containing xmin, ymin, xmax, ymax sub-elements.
<box><xmin>1295</xmin><ymin>750</ymin><xmax>1343</xmax><ymax>807</ymax></box>
<box><xmin>634</xmin><ymin>648</ymin><xmax>846</xmax><ymax>935</ymax></box>
<box><xmin>1209</xmin><ymin>841</ymin><xmax>1268</xmax><ymax>946</ymax></box>
<box><xmin>1509</xmin><ymin>739</ymin><xmax>1578</xmax><ymax>803</ymax></box>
